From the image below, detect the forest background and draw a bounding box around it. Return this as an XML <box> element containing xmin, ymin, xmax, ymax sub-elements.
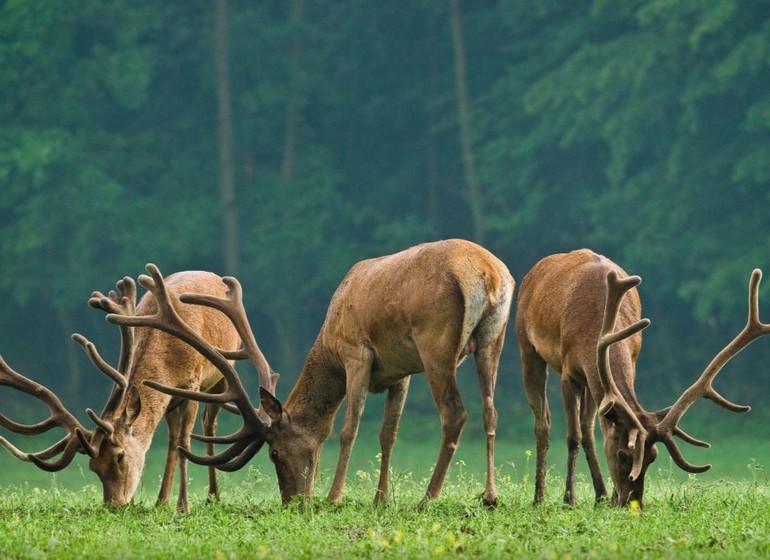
<box><xmin>1</xmin><ymin>0</ymin><xmax>769</xmax><ymax>481</ymax></box>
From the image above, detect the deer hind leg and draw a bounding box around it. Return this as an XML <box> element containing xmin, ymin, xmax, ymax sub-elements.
<box><xmin>176</xmin><ymin>398</ymin><xmax>200</xmax><ymax>513</ymax></box>
<box><xmin>415</xmin><ymin>324</ymin><xmax>467</xmax><ymax>508</ymax></box>
<box><xmin>579</xmin><ymin>388</ymin><xmax>607</xmax><ymax>504</ymax></box>
<box><xmin>373</xmin><ymin>376</ymin><xmax>410</xmax><ymax>507</ymax></box>
<box><xmin>327</xmin><ymin>348</ymin><xmax>374</xmax><ymax>504</ymax></box>
<box><xmin>157</xmin><ymin>407</ymin><xmax>182</xmax><ymax>507</ymax></box>
<box><xmin>561</xmin><ymin>373</ymin><xmax>582</xmax><ymax>507</ymax></box>
<box><xmin>520</xmin><ymin>340</ymin><xmax>550</xmax><ymax>505</ymax></box>
<box><xmin>474</xmin><ymin>329</ymin><xmax>506</xmax><ymax>507</ymax></box>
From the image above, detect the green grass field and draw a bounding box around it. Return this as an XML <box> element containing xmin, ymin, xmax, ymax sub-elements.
<box><xmin>1</xmin><ymin>413</ymin><xmax>768</xmax><ymax>559</ymax></box>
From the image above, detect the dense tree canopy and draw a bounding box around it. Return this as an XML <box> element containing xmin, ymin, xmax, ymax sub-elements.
<box><xmin>0</xmin><ymin>0</ymin><xmax>768</xmax><ymax>415</ymax></box>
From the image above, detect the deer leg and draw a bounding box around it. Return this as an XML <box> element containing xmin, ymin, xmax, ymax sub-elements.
<box><xmin>419</xmin><ymin>361</ymin><xmax>466</xmax><ymax>508</ymax></box>
<box><xmin>327</xmin><ymin>351</ymin><xmax>373</xmax><ymax>503</ymax></box>
<box><xmin>474</xmin><ymin>330</ymin><xmax>505</xmax><ymax>507</ymax></box>
<box><xmin>157</xmin><ymin>407</ymin><xmax>181</xmax><ymax>507</ymax></box>
<box><xmin>579</xmin><ymin>388</ymin><xmax>607</xmax><ymax>504</ymax></box>
<box><xmin>561</xmin><ymin>373</ymin><xmax>582</xmax><ymax>507</ymax></box>
<box><xmin>176</xmin><ymin>398</ymin><xmax>200</xmax><ymax>513</ymax></box>
<box><xmin>202</xmin><ymin>400</ymin><xmax>221</xmax><ymax>502</ymax></box>
<box><xmin>520</xmin><ymin>340</ymin><xmax>550</xmax><ymax>505</ymax></box>
<box><xmin>373</xmin><ymin>376</ymin><xmax>410</xmax><ymax>506</ymax></box>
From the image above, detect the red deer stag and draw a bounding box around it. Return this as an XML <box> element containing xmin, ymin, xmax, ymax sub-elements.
<box><xmin>0</xmin><ymin>269</ymin><xmax>276</xmax><ymax>512</ymax></box>
<box><xmin>115</xmin><ymin>239</ymin><xmax>514</xmax><ymax>507</ymax></box>
<box><xmin>515</xmin><ymin>249</ymin><xmax>770</xmax><ymax>507</ymax></box>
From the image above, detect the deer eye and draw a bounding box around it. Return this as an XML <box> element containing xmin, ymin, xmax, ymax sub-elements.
<box><xmin>270</xmin><ymin>449</ymin><xmax>279</xmax><ymax>463</ymax></box>
<box><xmin>617</xmin><ymin>449</ymin><xmax>632</xmax><ymax>464</ymax></box>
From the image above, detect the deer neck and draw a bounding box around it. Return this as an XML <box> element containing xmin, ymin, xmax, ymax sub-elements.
<box><xmin>129</xmin><ymin>382</ymin><xmax>171</xmax><ymax>449</ymax></box>
<box><xmin>284</xmin><ymin>342</ymin><xmax>346</xmax><ymax>442</ymax></box>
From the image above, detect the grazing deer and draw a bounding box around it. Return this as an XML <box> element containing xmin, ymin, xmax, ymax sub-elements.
<box><xmin>515</xmin><ymin>249</ymin><xmax>770</xmax><ymax>507</ymax></box>
<box><xmin>115</xmin><ymin>239</ymin><xmax>514</xmax><ymax>507</ymax></box>
<box><xmin>0</xmin><ymin>270</ymin><xmax>276</xmax><ymax>512</ymax></box>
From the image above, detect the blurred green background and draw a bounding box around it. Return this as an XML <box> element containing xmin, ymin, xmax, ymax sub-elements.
<box><xmin>1</xmin><ymin>1</ymin><xmax>769</xmax><ymax>494</ymax></box>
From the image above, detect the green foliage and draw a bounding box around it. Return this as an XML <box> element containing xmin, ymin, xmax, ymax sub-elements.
<box><xmin>0</xmin><ymin>0</ymin><xmax>769</xmax><ymax>405</ymax></box>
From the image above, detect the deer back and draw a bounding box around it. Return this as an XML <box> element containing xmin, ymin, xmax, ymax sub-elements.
<box><xmin>104</xmin><ymin>272</ymin><xmax>238</xmax><ymax>435</ymax></box>
<box><xmin>516</xmin><ymin>249</ymin><xmax>643</xmax><ymax>396</ymax></box>
<box><xmin>315</xmin><ymin>239</ymin><xmax>514</xmax><ymax>392</ymax></box>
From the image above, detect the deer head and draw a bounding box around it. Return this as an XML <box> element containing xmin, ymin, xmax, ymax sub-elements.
<box><xmin>598</xmin><ymin>268</ymin><xmax>769</xmax><ymax>506</ymax></box>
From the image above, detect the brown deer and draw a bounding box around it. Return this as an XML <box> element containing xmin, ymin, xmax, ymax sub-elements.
<box><xmin>113</xmin><ymin>239</ymin><xmax>514</xmax><ymax>507</ymax></box>
<box><xmin>515</xmin><ymin>249</ymin><xmax>770</xmax><ymax>508</ymax></box>
<box><xmin>0</xmin><ymin>269</ymin><xmax>276</xmax><ymax>512</ymax></box>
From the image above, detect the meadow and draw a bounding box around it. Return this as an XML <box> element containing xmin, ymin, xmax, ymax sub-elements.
<box><xmin>0</xmin><ymin>411</ymin><xmax>768</xmax><ymax>560</ymax></box>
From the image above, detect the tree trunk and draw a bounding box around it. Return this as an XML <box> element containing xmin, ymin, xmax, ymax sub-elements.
<box><xmin>448</xmin><ymin>0</ymin><xmax>485</xmax><ymax>244</ymax></box>
<box><xmin>214</xmin><ymin>0</ymin><xmax>238</xmax><ymax>275</ymax></box>
<box><xmin>281</xmin><ymin>0</ymin><xmax>305</xmax><ymax>183</ymax></box>
<box><xmin>275</xmin><ymin>0</ymin><xmax>305</xmax><ymax>372</ymax></box>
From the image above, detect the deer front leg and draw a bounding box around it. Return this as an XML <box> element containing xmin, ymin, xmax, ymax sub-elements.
<box><xmin>419</xmin><ymin>363</ymin><xmax>466</xmax><ymax>509</ymax></box>
<box><xmin>474</xmin><ymin>330</ymin><xmax>505</xmax><ymax>507</ymax></box>
<box><xmin>373</xmin><ymin>377</ymin><xmax>410</xmax><ymax>506</ymax></box>
<box><xmin>157</xmin><ymin>407</ymin><xmax>181</xmax><ymax>507</ymax></box>
<box><xmin>202</xmin><ymin>399</ymin><xmax>221</xmax><ymax>502</ymax></box>
<box><xmin>561</xmin><ymin>373</ymin><xmax>582</xmax><ymax>507</ymax></box>
<box><xmin>579</xmin><ymin>388</ymin><xmax>607</xmax><ymax>504</ymax></box>
<box><xmin>327</xmin><ymin>351</ymin><xmax>373</xmax><ymax>504</ymax></box>
<box><xmin>176</xmin><ymin>398</ymin><xmax>200</xmax><ymax>513</ymax></box>
<box><xmin>520</xmin><ymin>341</ymin><xmax>550</xmax><ymax>505</ymax></box>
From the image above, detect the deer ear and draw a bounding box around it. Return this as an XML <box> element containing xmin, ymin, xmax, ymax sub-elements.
<box><xmin>259</xmin><ymin>387</ymin><xmax>283</xmax><ymax>422</ymax></box>
<box><xmin>124</xmin><ymin>385</ymin><xmax>142</xmax><ymax>427</ymax></box>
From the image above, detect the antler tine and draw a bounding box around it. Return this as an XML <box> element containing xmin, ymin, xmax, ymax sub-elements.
<box><xmin>596</xmin><ymin>270</ymin><xmax>651</xmax><ymax>481</ymax></box>
<box><xmin>106</xmin><ymin>264</ymin><xmax>268</xmax><ymax>466</ymax></box>
<box><xmin>88</xmin><ymin>276</ymin><xmax>137</xmax><ymax>375</ymax></box>
<box><xmin>179</xmin><ymin>438</ymin><xmax>265</xmax><ymax>472</ymax></box>
<box><xmin>27</xmin><ymin>436</ymin><xmax>88</xmax><ymax>472</ymax></box>
<box><xmin>0</xmin><ymin>354</ymin><xmax>95</xmax><ymax>465</ymax></box>
<box><xmin>655</xmin><ymin>269</ymin><xmax>770</xmax><ymax>471</ymax></box>
<box><xmin>596</xmin><ymin>272</ymin><xmax>651</xmax><ymax>414</ymax></box>
<box><xmin>0</xmin><ymin>411</ymin><xmax>60</xmax><ymax>435</ymax></box>
<box><xmin>72</xmin><ymin>334</ymin><xmax>127</xmax><ymax>389</ymax></box>
<box><xmin>179</xmin><ymin>276</ymin><xmax>277</xmax><ymax>394</ymax></box>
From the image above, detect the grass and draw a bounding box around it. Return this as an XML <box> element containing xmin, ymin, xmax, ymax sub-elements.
<box><xmin>0</xmin><ymin>461</ymin><xmax>768</xmax><ymax>559</ymax></box>
<box><xmin>0</xmin><ymin>423</ymin><xmax>769</xmax><ymax>559</ymax></box>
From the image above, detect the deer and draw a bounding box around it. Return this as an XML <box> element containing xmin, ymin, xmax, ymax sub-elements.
<box><xmin>0</xmin><ymin>268</ymin><xmax>276</xmax><ymax>513</ymax></box>
<box><xmin>515</xmin><ymin>249</ymin><xmax>770</xmax><ymax>508</ymax></box>
<box><xmin>108</xmin><ymin>239</ymin><xmax>515</xmax><ymax>507</ymax></box>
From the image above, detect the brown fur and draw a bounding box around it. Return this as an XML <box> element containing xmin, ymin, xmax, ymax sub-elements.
<box><xmin>261</xmin><ymin>239</ymin><xmax>515</xmax><ymax>507</ymax></box>
<box><xmin>516</xmin><ymin>250</ymin><xmax>766</xmax><ymax>508</ymax></box>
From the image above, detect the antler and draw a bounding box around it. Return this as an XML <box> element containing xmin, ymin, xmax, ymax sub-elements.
<box><xmin>0</xmin><ymin>354</ymin><xmax>95</xmax><ymax>471</ymax></box>
<box><xmin>0</xmin><ymin>276</ymin><xmax>140</xmax><ymax>471</ymax></box>
<box><xmin>105</xmin><ymin>264</ymin><xmax>269</xmax><ymax>471</ymax></box>
<box><xmin>654</xmin><ymin>268</ymin><xmax>770</xmax><ymax>473</ymax></box>
<box><xmin>179</xmin><ymin>276</ymin><xmax>277</xmax><ymax>395</ymax></box>
<box><xmin>596</xmin><ymin>270</ymin><xmax>651</xmax><ymax>481</ymax></box>
<box><xmin>75</xmin><ymin>276</ymin><xmax>138</xmax><ymax>444</ymax></box>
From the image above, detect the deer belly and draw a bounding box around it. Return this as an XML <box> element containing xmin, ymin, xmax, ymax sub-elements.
<box><xmin>367</xmin><ymin>338</ymin><xmax>424</xmax><ymax>393</ymax></box>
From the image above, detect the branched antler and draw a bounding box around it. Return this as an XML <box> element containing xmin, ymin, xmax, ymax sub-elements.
<box><xmin>106</xmin><ymin>264</ymin><xmax>269</xmax><ymax>470</ymax></box>
<box><xmin>653</xmin><ymin>269</ymin><xmax>770</xmax><ymax>473</ymax></box>
<box><xmin>0</xmin><ymin>354</ymin><xmax>95</xmax><ymax>470</ymax></box>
